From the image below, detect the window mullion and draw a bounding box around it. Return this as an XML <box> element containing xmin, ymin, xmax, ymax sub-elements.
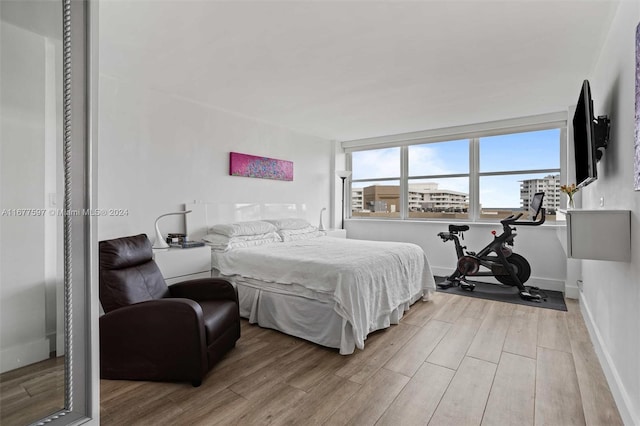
<box><xmin>400</xmin><ymin>146</ymin><xmax>408</xmax><ymax>219</ymax></box>
<box><xmin>469</xmin><ymin>138</ymin><xmax>480</xmax><ymax>221</ymax></box>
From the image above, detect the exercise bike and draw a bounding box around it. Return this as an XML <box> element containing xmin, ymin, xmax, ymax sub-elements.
<box><xmin>437</xmin><ymin>192</ymin><xmax>546</xmax><ymax>302</ymax></box>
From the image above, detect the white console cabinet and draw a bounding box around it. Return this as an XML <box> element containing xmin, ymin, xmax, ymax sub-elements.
<box><xmin>565</xmin><ymin>209</ymin><xmax>631</xmax><ymax>261</ymax></box>
<box><xmin>153</xmin><ymin>246</ymin><xmax>212</xmax><ymax>285</ymax></box>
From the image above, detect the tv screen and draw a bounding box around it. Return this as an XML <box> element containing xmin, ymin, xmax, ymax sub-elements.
<box><xmin>572</xmin><ymin>80</ymin><xmax>597</xmax><ymax>188</ymax></box>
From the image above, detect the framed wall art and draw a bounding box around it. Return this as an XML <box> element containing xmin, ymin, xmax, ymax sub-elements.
<box><xmin>229</xmin><ymin>152</ymin><xmax>294</xmax><ymax>182</ymax></box>
<box><xmin>635</xmin><ymin>22</ymin><xmax>640</xmax><ymax>190</ymax></box>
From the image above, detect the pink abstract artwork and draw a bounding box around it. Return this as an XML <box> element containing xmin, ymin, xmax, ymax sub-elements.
<box><xmin>229</xmin><ymin>152</ymin><xmax>293</xmax><ymax>181</ymax></box>
<box><xmin>633</xmin><ymin>24</ymin><xmax>640</xmax><ymax>191</ymax></box>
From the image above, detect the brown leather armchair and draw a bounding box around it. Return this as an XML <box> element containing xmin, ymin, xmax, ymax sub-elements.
<box><xmin>99</xmin><ymin>234</ymin><xmax>240</xmax><ymax>387</ymax></box>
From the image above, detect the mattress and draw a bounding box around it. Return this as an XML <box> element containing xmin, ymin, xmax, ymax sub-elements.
<box><xmin>212</xmin><ymin>236</ymin><xmax>436</xmax><ymax>352</ymax></box>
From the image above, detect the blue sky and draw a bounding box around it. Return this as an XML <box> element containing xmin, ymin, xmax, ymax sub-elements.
<box><xmin>352</xmin><ymin>129</ymin><xmax>560</xmax><ymax>208</ymax></box>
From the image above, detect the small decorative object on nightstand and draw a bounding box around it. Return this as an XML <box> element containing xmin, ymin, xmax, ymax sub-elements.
<box><xmin>153</xmin><ymin>245</ymin><xmax>211</xmax><ymax>285</ymax></box>
<box><xmin>324</xmin><ymin>228</ymin><xmax>347</xmax><ymax>239</ymax></box>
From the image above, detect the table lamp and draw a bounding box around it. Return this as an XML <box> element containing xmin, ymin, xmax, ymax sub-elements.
<box><xmin>152</xmin><ymin>210</ymin><xmax>192</xmax><ymax>249</ymax></box>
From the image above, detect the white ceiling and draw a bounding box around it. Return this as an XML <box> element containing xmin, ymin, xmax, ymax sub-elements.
<box><xmin>99</xmin><ymin>1</ymin><xmax>619</xmax><ymax>141</ymax></box>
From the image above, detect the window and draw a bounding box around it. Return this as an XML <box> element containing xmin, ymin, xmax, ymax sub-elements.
<box><xmin>479</xmin><ymin>129</ymin><xmax>561</xmax><ymax>220</ymax></box>
<box><xmin>408</xmin><ymin>140</ymin><xmax>469</xmax><ymax>219</ymax></box>
<box><xmin>346</xmin><ymin>120</ymin><xmax>564</xmax><ymax>222</ymax></box>
<box><xmin>351</xmin><ymin>148</ymin><xmax>401</xmax><ymax>218</ymax></box>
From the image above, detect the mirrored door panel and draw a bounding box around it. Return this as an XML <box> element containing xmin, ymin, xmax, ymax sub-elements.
<box><xmin>0</xmin><ymin>1</ymin><xmax>98</xmax><ymax>425</ymax></box>
<box><xmin>0</xmin><ymin>1</ymin><xmax>65</xmax><ymax>424</ymax></box>
<box><xmin>0</xmin><ymin>2</ymin><xmax>65</xmax><ymax>426</ymax></box>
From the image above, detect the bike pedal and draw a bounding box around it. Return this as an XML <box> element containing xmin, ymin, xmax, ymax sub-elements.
<box><xmin>519</xmin><ymin>292</ymin><xmax>542</xmax><ymax>302</ymax></box>
<box><xmin>460</xmin><ymin>282</ymin><xmax>475</xmax><ymax>291</ymax></box>
<box><xmin>437</xmin><ymin>280</ymin><xmax>455</xmax><ymax>289</ymax></box>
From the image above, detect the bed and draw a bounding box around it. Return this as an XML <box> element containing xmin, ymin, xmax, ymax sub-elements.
<box><xmin>186</xmin><ymin>202</ymin><xmax>436</xmax><ymax>354</ymax></box>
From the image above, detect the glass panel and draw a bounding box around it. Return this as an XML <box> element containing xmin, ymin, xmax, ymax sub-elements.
<box><xmin>408</xmin><ymin>178</ymin><xmax>469</xmax><ymax>219</ymax></box>
<box><xmin>408</xmin><ymin>139</ymin><xmax>469</xmax><ymax>176</ymax></box>
<box><xmin>480</xmin><ymin>129</ymin><xmax>561</xmax><ymax>172</ymax></box>
<box><xmin>0</xmin><ymin>1</ymin><xmax>65</xmax><ymax>424</ymax></box>
<box><xmin>352</xmin><ymin>147</ymin><xmax>400</xmax><ymax>180</ymax></box>
<box><xmin>480</xmin><ymin>173</ymin><xmax>559</xmax><ymax>222</ymax></box>
<box><xmin>352</xmin><ymin>180</ymin><xmax>401</xmax><ymax>218</ymax></box>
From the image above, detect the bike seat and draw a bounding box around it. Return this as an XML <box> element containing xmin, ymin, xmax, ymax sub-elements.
<box><xmin>449</xmin><ymin>224</ymin><xmax>469</xmax><ymax>233</ymax></box>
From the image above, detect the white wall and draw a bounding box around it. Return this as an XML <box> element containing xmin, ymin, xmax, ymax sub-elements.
<box><xmin>97</xmin><ymin>74</ymin><xmax>333</xmax><ymax>242</ymax></box>
<box><xmin>0</xmin><ymin>21</ymin><xmax>57</xmax><ymax>373</ymax></box>
<box><xmin>579</xmin><ymin>2</ymin><xmax>640</xmax><ymax>424</ymax></box>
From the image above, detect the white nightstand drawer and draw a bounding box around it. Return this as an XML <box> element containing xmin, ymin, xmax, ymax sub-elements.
<box><xmin>153</xmin><ymin>246</ymin><xmax>211</xmax><ymax>282</ymax></box>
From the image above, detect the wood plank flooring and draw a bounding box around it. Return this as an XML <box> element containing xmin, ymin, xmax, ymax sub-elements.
<box><xmin>0</xmin><ymin>356</ymin><xmax>64</xmax><ymax>426</ymax></box>
<box><xmin>0</xmin><ymin>296</ymin><xmax>621</xmax><ymax>426</ymax></box>
<box><xmin>97</xmin><ymin>293</ymin><xmax>623</xmax><ymax>425</ymax></box>
<box><xmin>0</xmin><ymin>295</ymin><xmax>622</xmax><ymax>425</ymax></box>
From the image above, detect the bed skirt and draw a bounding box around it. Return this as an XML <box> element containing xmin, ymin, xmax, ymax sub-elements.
<box><xmin>236</xmin><ymin>281</ymin><xmax>432</xmax><ymax>355</ymax></box>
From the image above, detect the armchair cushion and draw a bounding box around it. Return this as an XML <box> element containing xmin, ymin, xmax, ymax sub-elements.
<box><xmin>100</xmin><ymin>233</ymin><xmax>154</xmax><ymax>269</ymax></box>
<box><xmin>100</xmin><ymin>298</ymin><xmax>208</xmax><ymax>382</ymax></box>
<box><xmin>99</xmin><ymin>234</ymin><xmax>169</xmax><ymax>313</ymax></box>
<box><xmin>169</xmin><ymin>278</ymin><xmax>237</xmax><ymax>303</ymax></box>
<box><xmin>199</xmin><ymin>300</ymin><xmax>240</xmax><ymax>345</ymax></box>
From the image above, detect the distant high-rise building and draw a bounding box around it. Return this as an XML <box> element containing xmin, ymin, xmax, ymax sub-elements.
<box><xmin>520</xmin><ymin>175</ymin><xmax>560</xmax><ymax>211</ymax></box>
<box><xmin>408</xmin><ymin>184</ymin><xmax>467</xmax><ymax>212</ymax></box>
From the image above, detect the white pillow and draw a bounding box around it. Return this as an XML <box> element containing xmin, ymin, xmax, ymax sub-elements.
<box><xmin>278</xmin><ymin>225</ymin><xmax>326</xmax><ymax>242</ymax></box>
<box><xmin>203</xmin><ymin>232</ymin><xmax>282</xmax><ymax>251</ymax></box>
<box><xmin>264</xmin><ymin>218</ymin><xmax>311</xmax><ymax>230</ymax></box>
<box><xmin>210</xmin><ymin>220</ymin><xmax>276</xmax><ymax>237</ymax></box>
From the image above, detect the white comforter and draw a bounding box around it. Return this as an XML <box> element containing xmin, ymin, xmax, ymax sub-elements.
<box><xmin>213</xmin><ymin>236</ymin><xmax>436</xmax><ymax>350</ymax></box>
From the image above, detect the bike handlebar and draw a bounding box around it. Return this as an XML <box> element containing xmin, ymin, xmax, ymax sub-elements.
<box><xmin>500</xmin><ymin>208</ymin><xmax>546</xmax><ymax>227</ymax></box>
<box><xmin>503</xmin><ymin>213</ymin><xmax>523</xmax><ymax>222</ymax></box>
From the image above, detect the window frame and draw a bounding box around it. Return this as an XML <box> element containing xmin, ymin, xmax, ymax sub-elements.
<box><xmin>344</xmin><ymin>113</ymin><xmax>567</xmax><ymax>222</ymax></box>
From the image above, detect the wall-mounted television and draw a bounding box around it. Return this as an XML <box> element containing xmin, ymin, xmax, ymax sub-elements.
<box><xmin>572</xmin><ymin>80</ymin><xmax>610</xmax><ymax>188</ymax></box>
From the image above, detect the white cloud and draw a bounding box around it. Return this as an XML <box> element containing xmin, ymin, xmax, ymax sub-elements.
<box><xmin>408</xmin><ymin>145</ymin><xmax>450</xmax><ymax>176</ymax></box>
<box><xmin>352</xmin><ymin>148</ymin><xmax>400</xmax><ymax>179</ymax></box>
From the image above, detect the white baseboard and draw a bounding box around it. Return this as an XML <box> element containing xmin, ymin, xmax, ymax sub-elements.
<box><xmin>579</xmin><ymin>293</ymin><xmax>638</xmax><ymax>426</ymax></box>
<box><xmin>431</xmin><ymin>267</ymin><xmax>564</xmax><ymax>292</ymax></box>
<box><xmin>0</xmin><ymin>338</ymin><xmax>50</xmax><ymax>374</ymax></box>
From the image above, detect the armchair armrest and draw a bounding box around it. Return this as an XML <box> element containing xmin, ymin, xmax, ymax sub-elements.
<box><xmin>169</xmin><ymin>278</ymin><xmax>237</xmax><ymax>303</ymax></box>
<box><xmin>99</xmin><ymin>298</ymin><xmax>208</xmax><ymax>383</ymax></box>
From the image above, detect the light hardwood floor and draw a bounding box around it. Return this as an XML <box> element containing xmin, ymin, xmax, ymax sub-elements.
<box><xmin>0</xmin><ymin>356</ymin><xmax>64</xmax><ymax>426</ymax></box>
<box><xmin>100</xmin><ymin>293</ymin><xmax>623</xmax><ymax>425</ymax></box>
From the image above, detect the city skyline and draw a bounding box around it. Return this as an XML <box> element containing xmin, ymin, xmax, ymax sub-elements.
<box><xmin>352</xmin><ymin>174</ymin><xmax>560</xmax><ymax>213</ymax></box>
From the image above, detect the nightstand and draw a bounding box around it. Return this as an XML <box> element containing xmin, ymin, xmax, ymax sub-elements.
<box><xmin>324</xmin><ymin>229</ymin><xmax>347</xmax><ymax>239</ymax></box>
<box><xmin>153</xmin><ymin>246</ymin><xmax>211</xmax><ymax>285</ymax></box>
